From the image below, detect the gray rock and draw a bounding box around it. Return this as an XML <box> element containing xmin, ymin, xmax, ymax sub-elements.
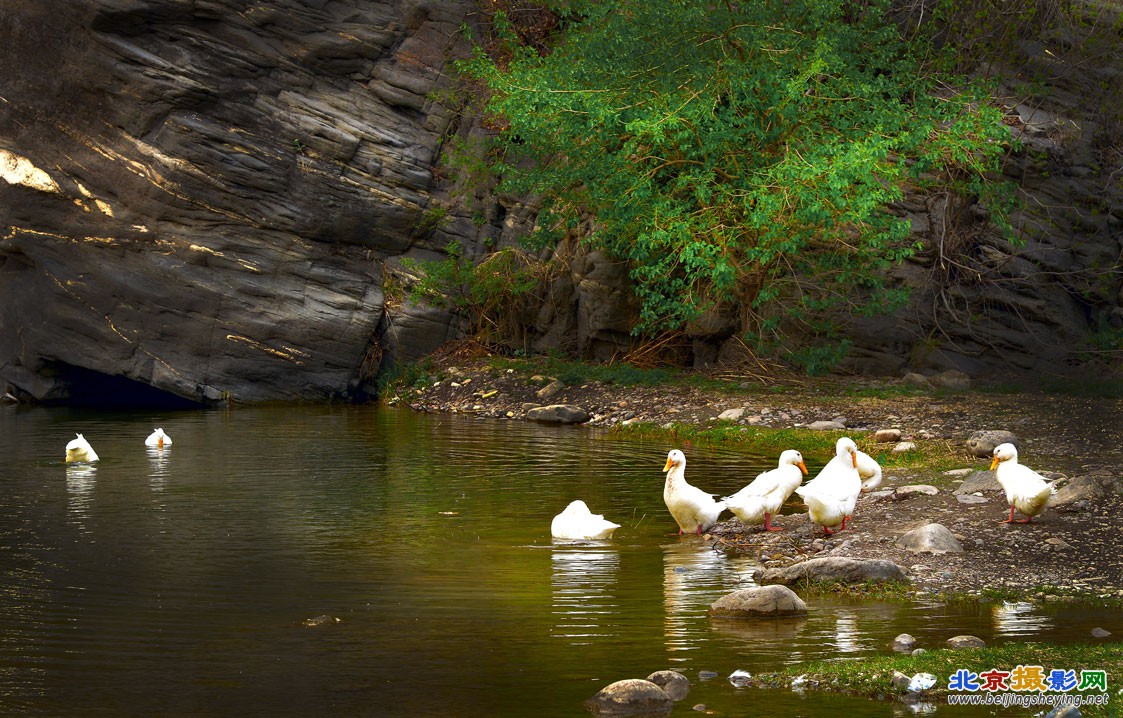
<box><xmin>536</xmin><ymin>379</ymin><xmax>566</xmax><ymax>400</ymax></box>
<box><xmin>755</xmin><ymin>557</ymin><xmax>908</xmax><ymax>586</ymax></box>
<box><xmin>1091</xmin><ymin>627</ymin><xmax>1111</xmax><ymax>638</ymax></box>
<box><xmin>930</xmin><ymin>369</ymin><xmax>971</xmax><ymax>390</ymax></box>
<box><xmin>645</xmin><ymin>671</ymin><xmax>690</xmax><ymax>701</ymax></box>
<box><xmin>717</xmin><ymin>408</ymin><xmax>745</xmax><ymax>421</ymax></box>
<box><xmin>891</xmin><ymin>633</ymin><xmax>917</xmax><ymax>651</ymax></box>
<box><xmin>806</xmin><ymin>420</ymin><xmax>846</xmax><ymax>431</ymax></box>
<box><xmin>584</xmin><ymin>679</ymin><xmax>673</xmax><ymax>716</ymax></box>
<box><xmin>946</xmin><ymin>635</ymin><xmax>987</xmax><ymax>649</ymax></box>
<box><xmin>526</xmin><ymin>404</ymin><xmax>590</xmax><ymax>424</ymax></box>
<box><xmin>891</xmin><ymin>671</ymin><xmax>912</xmax><ymax>690</ymax></box>
<box><xmin>709</xmin><ymin>585</ymin><xmax>808</xmax><ymax>617</ymax></box>
<box><xmin>902</xmin><ymin>373</ymin><xmax>931</xmax><ymax>388</ymax></box>
<box><xmin>874</xmin><ymin>428</ymin><xmax>902</xmax><ymax>443</ymax></box>
<box><xmin>1051</xmin><ymin>476</ymin><xmax>1104</xmax><ymax>507</ymax></box>
<box><xmin>965</xmin><ymin>431</ymin><xmax>1019</xmax><ymax>458</ymax></box>
<box><xmin>955</xmin><ymin>494</ymin><xmax>989</xmax><ymax>504</ymax></box>
<box><xmin>1045</xmin><ymin>705</ymin><xmax>1082</xmax><ymax>718</ymax></box>
<box><xmin>892</xmin><ymin>441</ymin><xmax>917</xmax><ymax>454</ymax></box>
<box><xmin>897</xmin><ymin>524</ymin><xmax>964</xmax><ymax>553</ymax></box>
<box><xmin>895</xmin><ymin>484</ymin><xmax>939</xmax><ymax>497</ymax></box>
<box><xmin>953</xmin><ymin>470</ymin><xmax>1002</xmax><ymax>494</ymax></box>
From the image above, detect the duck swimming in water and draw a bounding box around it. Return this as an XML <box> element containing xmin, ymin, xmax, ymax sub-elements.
<box><xmin>65</xmin><ymin>433</ymin><xmax>99</xmax><ymax>463</ymax></box>
<box><xmin>145</xmin><ymin>428</ymin><xmax>172</xmax><ymax>448</ymax></box>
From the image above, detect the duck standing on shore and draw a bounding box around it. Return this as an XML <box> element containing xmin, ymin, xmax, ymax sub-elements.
<box><xmin>723</xmin><ymin>449</ymin><xmax>807</xmax><ymax>532</ymax></box>
<box><xmin>794</xmin><ymin>437</ymin><xmax>861</xmax><ymax>535</ymax></box>
<box><xmin>857</xmin><ymin>449</ymin><xmax>882</xmax><ymax>492</ymax></box>
<box><xmin>990</xmin><ymin>442</ymin><xmax>1056</xmax><ymax>524</ymax></box>
<box><xmin>662</xmin><ymin>449</ymin><xmax>726</xmax><ymax>535</ymax></box>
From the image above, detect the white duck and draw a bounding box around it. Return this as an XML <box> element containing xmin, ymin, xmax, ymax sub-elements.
<box><xmin>989</xmin><ymin>443</ymin><xmax>1056</xmax><ymax>524</ymax></box>
<box><xmin>551</xmin><ymin>500</ymin><xmax>621</xmax><ymax>540</ymax></box>
<box><xmin>145</xmin><ymin>427</ymin><xmax>173</xmax><ymax>448</ymax></box>
<box><xmin>65</xmin><ymin>433</ymin><xmax>100</xmax><ymax>463</ymax></box>
<box><xmin>662</xmin><ymin>449</ymin><xmax>726</xmax><ymax>535</ymax></box>
<box><xmin>857</xmin><ymin>450</ymin><xmax>882</xmax><ymax>492</ymax></box>
<box><xmin>723</xmin><ymin>449</ymin><xmax>808</xmax><ymax>532</ymax></box>
<box><xmin>794</xmin><ymin>437</ymin><xmax>862</xmax><ymax>535</ymax></box>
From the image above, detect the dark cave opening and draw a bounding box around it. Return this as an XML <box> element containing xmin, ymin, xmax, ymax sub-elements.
<box><xmin>38</xmin><ymin>363</ymin><xmax>207</xmax><ymax>409</ymax></box>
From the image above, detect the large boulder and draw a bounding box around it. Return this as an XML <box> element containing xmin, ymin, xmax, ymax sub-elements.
<box><xmin>754</xmin><ymin>557</ymin><xmax>908</xmax><ymax>585</ymax></box>
<box><xmin>526</xmin><ymin>404</ymin><xmax>590</xmax><ymax>424</ymax></box>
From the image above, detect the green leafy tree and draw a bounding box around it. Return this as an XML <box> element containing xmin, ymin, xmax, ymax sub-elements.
<box><xmin>461</xmin><ymin>0</ymin><xmax>1014</xmax><ymax>365</ymax></box>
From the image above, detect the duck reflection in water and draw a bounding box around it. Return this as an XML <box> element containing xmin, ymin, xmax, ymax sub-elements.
<box><xmin>832</xmin><ymin>609</ymin><xmax>864</xmax><ymax>653</ymax></box>
<box><xmin>992</xmin><ymin>600</ymin><xmax>1052</xmax><ymax>637</ymax></box>
<box><xmin>550</xmin><ymin>545</ymin><xmax>620</xmax><ymax>645</ymax></box>
<box><xmin>146</xmin><ymin>445</ymin><xmax>172</xmax><ymax>491</ymax></box>
<box><xmin>662</xmin><ymin>541</ymin><xmax>757</xmax><ymax>652</ymax></box>
<box><xmin>65</xmin><ymin>462</ymin><xmax>97</xmax><ymax>528</ymax></box>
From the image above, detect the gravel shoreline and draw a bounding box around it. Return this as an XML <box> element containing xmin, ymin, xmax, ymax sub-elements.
<box><xmin>389</xmin><ymin>348</ymin><xmax>1123</xmax><ymax>600</ymax></box>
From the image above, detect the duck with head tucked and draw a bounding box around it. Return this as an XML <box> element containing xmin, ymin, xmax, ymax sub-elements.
<box><xmin>856</xmin><ymin>449</ymin><xmax>882</xmax><ymax>492</ymax></box>
<box><xmin>662</xmin><ymin>449</ymin><xmax>726</xmax><ymax>535</ymax></box>
<box><xmin>65</xmin><ymin>433</ymin><xmax>99</xmax><ymax>463</ymax></box>
<box><xmin>990</xmin><ymin>442</ymin><xmax>1056</xmax><ymax>524</ymax></box>
<box><xmin>551</xmin><ymin>500</ymin><xmax>621</xmax><ymax>540</ymax></box>
<box><xmin>794</xmin><ymin>437</ymin><xmax>862</xmax><ymax>535</ymax></box>
<box><xmin>723</xmin><ymin>449</ymin><xmax>807</xmax><ymax>532</ymax></box>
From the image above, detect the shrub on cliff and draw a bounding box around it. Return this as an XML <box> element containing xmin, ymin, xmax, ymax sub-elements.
<box><xmin>458</xmin><ymin>0</ymin><xmax>1015</xmax><ymax>367</ymax></box>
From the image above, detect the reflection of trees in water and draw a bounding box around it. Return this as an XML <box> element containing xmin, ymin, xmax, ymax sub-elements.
<box><xmin>550</xmin><ymin>543</ymin><xmax>620</xmax><ymax>645</ymax></box>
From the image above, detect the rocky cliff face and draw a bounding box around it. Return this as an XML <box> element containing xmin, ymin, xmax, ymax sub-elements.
<box><xmin>1</xmin><ymin>2</ymin><xmax>1119</xmax><ymax>406</ymax></box>
<box><xmin>0</xmin><ymin>0</ymin><xmax>475</xmax><ymax>404</ymax></box>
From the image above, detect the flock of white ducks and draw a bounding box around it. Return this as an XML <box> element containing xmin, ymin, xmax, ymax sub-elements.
<box><xmin>551</xmin><ymin>437</ymin><xmax>1058</xmax><ymax>539</ymax></box>
<box><xmin>64</xmin><ymin>429</ymin><xmax>1053</xmax><ymax>537</ymax></box>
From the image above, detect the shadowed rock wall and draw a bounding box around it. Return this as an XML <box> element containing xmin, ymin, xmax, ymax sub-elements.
<box><xmin>0</xmin><ymin>0</ymin><xmax>474</xmax><ymax>403</ymax></box>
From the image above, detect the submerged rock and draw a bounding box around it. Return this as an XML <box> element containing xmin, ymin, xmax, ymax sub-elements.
<box><xmin>584</xmin><ymin>679</ymin><xmax>673</xmax><ymax>716</ymax></box>
<box><xmin>645</xmin><ymin>671</ymin><xmax>690</xmax><ymax>701</ymax></box>
<box><xmin>890</xmin><ymin>633</ymin><xmax>917</xmax><ymax>651</ymax></box>
<box><xmin>946</xmin><ymin>635</ymin><xmax>987</xmax><ymax>649</ymax></box>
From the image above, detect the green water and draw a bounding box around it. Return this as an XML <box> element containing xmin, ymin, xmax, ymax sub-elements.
<box><xmin>0</xmin><ymin>404</ymin><xmax>1115</xmax><ymax>716</ymax></box>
